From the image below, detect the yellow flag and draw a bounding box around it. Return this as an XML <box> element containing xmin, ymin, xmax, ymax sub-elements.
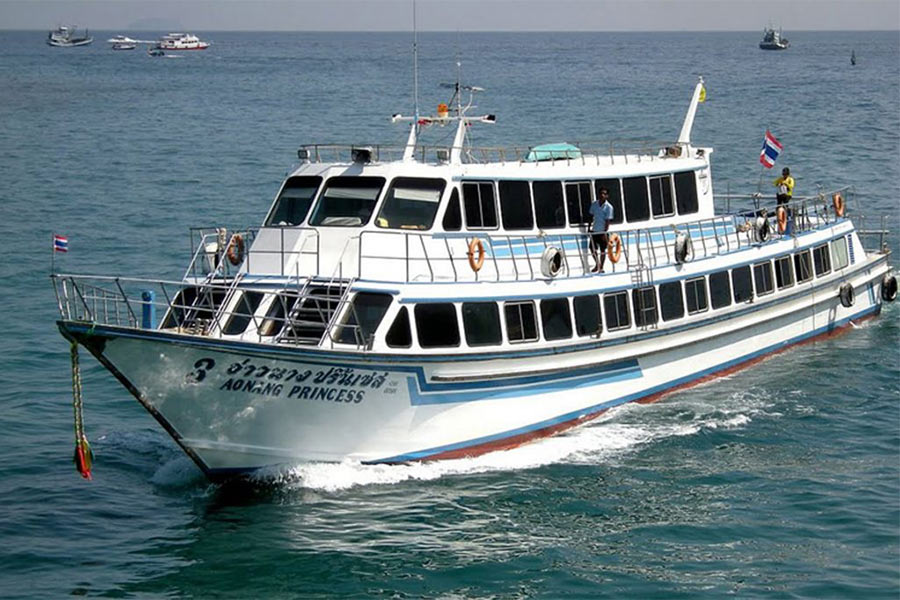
<box><xmin>698</xmin><ymin>85</ymin><xmax>707</xmax><ymax>103</ymax></box>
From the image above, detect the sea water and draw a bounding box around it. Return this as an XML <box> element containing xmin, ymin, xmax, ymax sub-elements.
<box><xmin>0</xmin><ymin>30</ymin><xmax>897</xmax><ymax>598</ymax></box>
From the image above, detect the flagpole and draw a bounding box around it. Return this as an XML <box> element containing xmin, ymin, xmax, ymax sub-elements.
<box><xmin>51</xmin><ymin>232</ymin><xmax>55</xmax><ymax>274</ymax></box>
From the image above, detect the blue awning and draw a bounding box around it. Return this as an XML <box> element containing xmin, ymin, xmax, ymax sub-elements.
<box><xmin>525</xmin><ymin>143</ymin><xmax>582</xmax><ymax>162</ymax></box>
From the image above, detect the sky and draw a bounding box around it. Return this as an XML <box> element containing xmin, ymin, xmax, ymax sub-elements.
<box><xmin>1</xmin><ymin>0</ymin><xmax>898</xmax><ymax>31</ymax></box>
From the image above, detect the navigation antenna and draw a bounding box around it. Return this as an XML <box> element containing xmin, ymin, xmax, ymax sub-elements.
<box><xmin>413</xmin><ymin>0</ymin><xmax>420</xmax><ymax>124</ymax></box>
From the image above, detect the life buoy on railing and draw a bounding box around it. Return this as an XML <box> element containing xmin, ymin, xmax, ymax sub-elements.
<box><xmin>607</xmin><ymin>233</ymin><xmax>623</xmax><ymax>264</ymax></box>
<box><xmin>540</xmin><ymin>246</ymin><xmax>563</xmax><ymax>278</ymax></box>
<box><xmin>467</xmin><ymin>237</ymin><xmax>485</xmax><ymax>272</ymax></box>
<box><xmin>226</xmin><ymin>234</ymin><xmax>245</xmax><ymax>266</ymax></box>
<box><xmin>755</xmin><ymin>216</ymin><xmax>770</xmax><ymax>242</ymax></box>
<box><xmin>839</xmin><ymin>282</ymin><xmax>855</xmax><ymax>308</ymax></box>
<box><xmin>833</xmin><ymin>193</ymin><xmax>845</xmax><ymax>217</ymax></box>
<box><xmin>882</xmin><ymin>274</ymin><xmax>898</xmax><ymax>302</ymax></box>
<box><xmin>776</xmin><ymin>206</ymin><xmax>788</xmax><ymax>234</ymax></box>
<box><xmin>674</xmin><ymin>232</ymin><xmax>693</xmax><ymax>264</ymax></box>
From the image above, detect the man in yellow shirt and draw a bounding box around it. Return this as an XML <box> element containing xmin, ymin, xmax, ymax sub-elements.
<box><xmin>774</xmin><ymin>167</ymin><xmax>794</xmax><ymax>205</ymax></box>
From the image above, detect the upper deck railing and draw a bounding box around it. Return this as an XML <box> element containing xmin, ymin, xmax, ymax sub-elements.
<box><xmin>177</xmin><ymin>187</ymin><xmax>871</xmax><ymax>287</ymax></box>
<box><xmin>298</xmin><ymin>139</ymin><xmax>690</xmax><ymax>167</ymax></box>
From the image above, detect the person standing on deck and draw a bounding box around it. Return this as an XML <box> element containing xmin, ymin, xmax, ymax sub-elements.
<box><xmin>589</xmin><ymin>187</ymin><xmax>614</xmax><ymax>273</ymax></box>
<box><xmin>774</xmin><ymin>167</ymin><xmax>795</xmax><ymax>205</ymax></box>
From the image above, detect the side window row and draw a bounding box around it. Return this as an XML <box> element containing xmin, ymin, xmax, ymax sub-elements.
<box><xmin>382</xmin><ymin>238</ymin><xmax>850</xmax><ymax>349</ymax></box>
<box><xmin>449</xmin><ymin>172</ymin><xmax>699</xmax><ymax>231</ymax></box>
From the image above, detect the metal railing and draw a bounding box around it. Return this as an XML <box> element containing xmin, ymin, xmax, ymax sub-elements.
<box><xmin>298</xmin><ymin>139</ymin><xmax>685</xmax><ymax>166</ymax></box>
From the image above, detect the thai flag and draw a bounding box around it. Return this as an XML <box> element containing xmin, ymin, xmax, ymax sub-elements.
<box><xmin>759</xmin><ymin>130</ymin><xmax>783</xmax><ymax>168</ymax></box>
<box><xmin>53</xmin><ymin>234</ymin><xmax>68</xmax><ymax>253</ymax></box>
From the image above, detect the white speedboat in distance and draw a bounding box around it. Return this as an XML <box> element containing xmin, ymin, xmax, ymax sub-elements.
<box><xmin>47</xmin><ymin>26</ymin><xmax>93</xmax><ymax>47</ymax></box>
<box><xmin>53</xmin><ymin>77</ymin><xmax>896</xmax><ymax>482</ymax></box>
<box><xmin>156</xmin><ymin>32</ymin><xmax>209</xmax><ymax>50</ymax></box>
<box><xmin>108</xmin><ymin>35</ymin><xmax>137</xmax><ymax>50</ymax></box>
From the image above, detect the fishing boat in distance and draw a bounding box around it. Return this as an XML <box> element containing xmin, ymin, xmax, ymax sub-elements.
<box><xmin>759</xmin><ymin>27</ymin><xmax>790</xmax><ymax>50</ymax></box>
<box><xmin>47</xmin><ymin>26</ymin><xmax>93</xmax><ymax>47</ymax></box>
<box><xmin>108</xmin><ymin>35</ymin><xmax>137</xmax><ymax>50</ymax></box>
<box><xmin>156</xmin><ymin>32</ymin><xmax>209</xmax><ymax>50</ymax></box>
<box><xmin>53</xmin><ymin>77</ymin><xmax>896</xmax><ymax>482</ymax></box>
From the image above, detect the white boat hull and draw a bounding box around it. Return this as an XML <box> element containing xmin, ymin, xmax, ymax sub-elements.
<box><xmin>61</xmin><ymin>256</ymin><xmax>888</xmax><ymax>480</ymax></box>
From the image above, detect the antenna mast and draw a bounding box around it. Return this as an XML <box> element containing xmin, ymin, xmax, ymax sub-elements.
<box><xmin>413</xmin><ymin>0</ymin><xmax>420</xmax><ymax>123</ymax></box>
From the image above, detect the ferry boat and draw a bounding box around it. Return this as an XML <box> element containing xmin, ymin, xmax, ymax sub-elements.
<box><xmin>156</xmin><ymin>32</ymin><xmax>209</xmax><ymax>50</ymax></box>
<box><xmin>47</xmin><ymin>26</ymin><xmax>93</xmax><ymax>47</ymax></box>
<box><xmin>759</xmin><ymin>27</ymin><xmax>790</xmax><ymax>50</ymax></box>
<box><xmin>53</xmin><ymin>78</ymin><xmax>896</xmax><ymax>481</ymax></box>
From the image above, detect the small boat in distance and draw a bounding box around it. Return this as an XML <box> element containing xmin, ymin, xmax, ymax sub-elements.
<box><xmin>108</xmin><ymin>35</ymin><xmax>137</xmax><ymax>51</ymax></box>
<box><xmin>47</xmin><ymin>26</ymin><xmax>93</xmax><ymax>47</ymax></box>
<box><xmin>851</xmin><ymin>50</ymin><xmax>857</xmax><ymax>65</ymax></box>
<box><xmin>147</xmin><ymin>47</ymin><xmax>165</xmax><ymax>57</ymax></box>
<box><xmin>759</xmin><ymin>27</ymin><xmax>790</xmax><ymax>50</ymax></box>
<box><xmin>156</xmin><ymin>32</ymin><xmax>209</xmax><ymax>50</ymax></box>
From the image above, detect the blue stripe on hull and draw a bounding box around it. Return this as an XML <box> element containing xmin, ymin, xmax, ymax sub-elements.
<box><xmin>374</xmin><ymin>302</ymin><xmax>881</xmax><ymax>463</ymax></box>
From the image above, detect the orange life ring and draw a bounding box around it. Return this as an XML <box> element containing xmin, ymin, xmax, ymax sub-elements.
<box><xmin>226</xmin><ymin>234</ymin><xmax>245</xmax><ymax>266</ymax></box>
<box><xmin>776</xmin><ymin>206</ymin><xmax>788</xmax><ymax>233</ymax></box>
<box><xmin>833</xmin><ymin>193</ymin><xmax>845</xmax><ymax>217</ymax></box>
<box><xmin>467</xmin><ymin>238</ymin><xmax>485</xmax><ymax>272</ymax></box>
<box><xmin>607</xmin><ymin>233</ymin><xmax>622</xmax><ymax>264</ymax></box>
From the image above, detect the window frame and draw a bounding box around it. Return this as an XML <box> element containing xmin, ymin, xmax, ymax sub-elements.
<box><xmin>659</xmin><ymin>280</ymin><xmax>685</xmax><ymax>321</ymax></box>
<box><xmin>374</xmin><ymin>177</ymin><xmax>446</xmax><ymax>231</ymax></box>
<box><xmin>709</xmin><ymin>271</ymin><xmax>732</xmax><ymax>310</ymax></box>
<box><xmin>414</xmin><ymin>303</ymin><xmax>461</xmax><ymax>348</ymax></box>
<box><xmin>498</xmin><ymin>180</ymin><xmax>534</xmax><ymax>231</ymax></box>
<box><xmin>573</xmin><ymin>294</ymin><xmax>602</xmax><ymax>337</ymax></box>
<box><xmin>684</xmin><ymin>276</ymin><xmax>709</xmax><ymax>315</ymax></box>
<box><xmin>649</xmin><ymin>174</ymin><xmax>675</xmax><ymax>218</ymax></box>
<box><xmin>753</xmin><ymin>261</ymin><xmax>775</xmax><ymax>296</ymax></box>
<box><xmin>462</xmin><ymin>302</ymin><xmax>503</xmax><ymax>347</ymax></box>
<box><xmin>732</xmin><ymin>265</ymin><xmax>754</xmax><ymax>303</ymax></box>
<box><xmin>462</xmin><ymin>181</ymin><xmax>499</xmax><ymax>230</ymax></box>
<box><xmin>794</xmin><ymin>250</ymin><xmax>813</xmax><ymax>283</ymax></box>
<box><xmin>774</xmin><ymin>255</ymin><xmax>795</xmax><ymax>290</ymax></box>
<box><xmin>813</xmin><ymin>243</ymin><xmax>832</xmax><ymax>277</ymax></box>
<box><xmin>603</xmin><ymin>291</ymin><xmax>632</xmax><ymax>331</ymax></box>
<box><xmin>540</xmin><ymin>297</ymin><xmax>573</xmax><ymax>341</ymax></box>
<box><xmin>504</xmin><ymin>300</ymin><xmax>539</xmax><ymax>344</ymax></box>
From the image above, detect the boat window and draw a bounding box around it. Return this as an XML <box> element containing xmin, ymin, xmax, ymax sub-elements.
<box><xmin>310</xmin><ymin>177</ymin><xmax>385</xmax><ymax>227</ymax></box>
<box><xmin>375</xmin><ymin>177</ymin><xmax>445</xmax><ymax>230</ymax></box>
<box><xmin>674</xmin><ymin>171</ymin><xmax>699</xmax><ymax>215</ymax></box>
<box><xmin>813</xmin><ymin>243</ymin><xmax>831</xmax><ymax>276</ymax></box>
<box><xmin>623</xmin><ymin>176</ymin><xmax>650</xmax><ymax>222</ymax></box>
<box><xmin>794</xmin><ymin>250</ymin><xmax>813</xmax><ymax>283</ymax></box>
<box><xmin>732</xmin><ymin>266</ymin><xmax>753</xmax><ymax>303</ymax></box>
<box><xmin>565</xmin><ymin>181</ymin><xmax>593</xmax><ymax>226</ymax></box>
<box><xmin>709</xmin><ymin>271</ymin><xmax>732</xmax><ymax>309</ymax></box>
<box><xmin>540</xmin><ymin>298</ymin><xmax>572</xmax><ymax>341</ymax></box>
<box><xmin>595</xmin><ymin>179</ymin><xmax>624</xmax><ymax>224</ymax></box>
<box><xmin>504</xmin><ymin>301</ymin><xmax>538</xmax><ymax>343</ymax></box>
<box><xmin>335</xmin><ymin>292</ymin><xmax>393</xmax><ymax>345</ymax></box>
<box><xmin>649</xmin><ymin>175</ymin><xmax>675</xmax><ymax>217</ymax></box>
<box><xmin>223</xmin><ymin>291</ymin><xmax>264</xmax><ymax>335</ymax></box>
<box><xmin>162</xmin><ymin>286</ymin><xmax>228</xmax><ymax>329</ymax></box>
<box><xmin>685</xmin><ymin>277</ymin><xmax>709</xmax><ymax>314</ymax></box>
<box><xmin>659</xmin><ymin>281</ymin><xmax>685</xmax><ymax>321</ymax></box>
<box><xmin>499</xmin><ymin>181</ymin><xmax>533</xmax><ymax>230</ymax></box>
<box><xmin>753</xmin><ymin>261</ymin><xmax>775</xmax><ymax>296</ymax></box>
<box><xmin>462</xmin><ymin>182</ymin><xmax>498</xmax><ymax>229</ymax></box>
<box><xmin>259</xmin><ymin>292</ymin><xmax>301</xmax><ymax>337</ymax></box>
<box><xmin>442</xmin><ymin>188</ymin><xmax>462</xmax><ymax>231</ymax></box>
<box><xmin>573</xmin><ymin>294</ymin><xmax>602</xmax><ymax>337</ymax></box>
<box><xmin>462</xmin><ymin>302</ymin><xmax>502</xmax><ymax>347</ymax></box>
<box><xmin>386</xmin><ymin>307</ymin><xmax>412</xmax><ymax>348</ymax></box>
<box><xmin>831</xmin><ymin>238</ymin><xmax>849</xmax><ymax>270</ymax></box>
<box><xmin>265</xmin><ymin>176</ymin><xmax>322</xmax><ymax>226</ymax></box>
<box><xmin>414</xmin><ymin>303</ymin><xmax>460</xmax><ymax>348</ymax></box>
<box><xmin>775</xmin><ymin>256</ymin><xmax>794</xmax><ymax>289</ymax></box>
<box><xmin>603</xmin><ymin>291</ymin><xmax>631</xmax><ymax>331</ymax></box>
<box><xmin>632</xmin><ymin>287</ymin><xmax>659</xmax><ymax>327</ymax></box>
<box><xmin>534</xmin><ymin>181</ymin><xmax>566</xmax><ymax>230</ymax></box>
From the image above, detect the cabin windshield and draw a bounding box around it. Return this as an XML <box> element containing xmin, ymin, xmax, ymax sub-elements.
<box><xmin>265</xmin><ymin>176</ymin><xmax>322</xmax><ymax>226</ymax></box>
<box><xmin>375</xmin><ymin>177</ymin><xmax>446</xmax><ymax>230</ymax></box>
<box><xmin>310</xmin><ymin>177</ymin><xmax>385</xmax><ymax>227</ymax></box>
